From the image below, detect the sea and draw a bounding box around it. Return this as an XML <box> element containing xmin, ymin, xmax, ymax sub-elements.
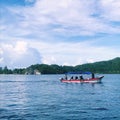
<box><xmin>0</xmin><ymin>74</ymin><xmax>120</xmax><ymax>120</ymax></box>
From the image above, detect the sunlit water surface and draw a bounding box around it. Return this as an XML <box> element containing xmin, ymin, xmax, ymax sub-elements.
<box><xmin>0</xmin><ymin>74</ymin><xmax>120</xmax><ymax>120</ymax></box>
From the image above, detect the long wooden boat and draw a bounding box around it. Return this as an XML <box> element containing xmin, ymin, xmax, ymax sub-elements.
<box><xmin>60</xmin><ymin>76</ymin><xmax>104</xmax><ymax>83</ymax></box>
<box><xmin>60</xmin><ymin>71</ymin><xmax>104</xmax><ymax>83</ymax></box>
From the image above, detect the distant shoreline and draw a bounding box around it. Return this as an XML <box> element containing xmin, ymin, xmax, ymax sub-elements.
<box><xmin>0</xmin><ymin>57</ymin><xmax>120</xmax><ymax>74</ymax></box>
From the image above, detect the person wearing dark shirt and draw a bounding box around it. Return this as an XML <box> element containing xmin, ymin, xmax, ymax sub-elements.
<box><xmin>92</xmin><ymin>73</ymin><xmax>95</xmax><ymax>78</ymax></box>
<box><xmin>80</xmin><ymin>75</ymin><xmax>84</xmax><ymax>80</ymax></box>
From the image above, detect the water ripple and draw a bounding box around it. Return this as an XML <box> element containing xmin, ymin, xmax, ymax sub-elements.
<box><xmin>0</xmin><ymin>74</ymin><xmax>120</xmax><ymax>120</ymax></box>
<box><xmin>90</xmin><ymin>107</ymin><xmax>109</xmax><ymax>111</ymax></box>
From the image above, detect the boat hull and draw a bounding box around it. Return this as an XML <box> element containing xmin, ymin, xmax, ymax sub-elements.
<box><xmin>61</xmin><ymin>76</ymin><xmax>104</xmax><ymax>83</ymax></box>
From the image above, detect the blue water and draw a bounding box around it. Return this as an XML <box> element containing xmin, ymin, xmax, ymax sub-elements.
<box><xmin>0</xmin><ymin>74</ymin><xmax>120</xmax><ymax>120</ymax></box>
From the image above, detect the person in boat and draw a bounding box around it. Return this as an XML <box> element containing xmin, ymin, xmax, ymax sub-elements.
<box><xmin>92</xmin><ymin>73</ymin><xmax>95</xmax><ymax>79</ymax></box>
<box><xmin>70</xmin><ymin>76</ymin><xmax>73</xmax><ymax>80</ymax></box>
<box><xmin>75</xmin><ymin>76</ymin><xmax>78</xmax><ymax>80</ymax></box>
<box><xmin>80</xmin><ymin>75</ymin><xmax>84</xmax><ymax>80</ymax></box>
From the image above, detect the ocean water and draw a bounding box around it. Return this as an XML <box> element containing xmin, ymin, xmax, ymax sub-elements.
<box><xmin>0</xmin><ymin>74</ymin><xmax>120</xmax><ymax>120</ymax></box>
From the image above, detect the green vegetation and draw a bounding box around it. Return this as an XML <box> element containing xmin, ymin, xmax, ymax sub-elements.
<box><xmin>75</xmin><ymin>57</ymin><xmax>120</xmax><ymax>74</ymax></box>
<box><xmin>0</xmin><ymin>57</ymin><xmax>120</xmax><ymax>74</ymax></box>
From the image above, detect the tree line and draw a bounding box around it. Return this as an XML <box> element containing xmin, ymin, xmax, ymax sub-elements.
<box><xmin>0</xmin><ymin>57</ymin><xmax>120</xmax><ymax>74</ymax></box>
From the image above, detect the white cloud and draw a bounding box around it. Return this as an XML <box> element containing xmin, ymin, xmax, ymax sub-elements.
<box><xmin>0</xmin><ymin>41</ymin><xmax>42</xmax><ymax>68</ymax></box>
<box><xmin>32</xmin><ymin>0</ymin><xmax>120</xmax><ymax>34</ymax></box>
<box><xmin>3</xmin><ymin>0</ymin><xmax>119</xmax><ymax>39</ymax></box>
<box><xmin>0</xmin><ymin>0</ymin><xmax>120</xmax><ymax>68</ymax></box>
<box><xmin>14</xmin><ymin>41</ymin><xmax>27</xmax><ymax>54</ymax></box>
<box><xmin>0</xmin><ymin>38</ymin><xmax>119</xmax><ymax>68</ymax></box>
<box><xmin>100</xmin><ymin>0</ymin><xmax>120</xmax><ymax>21</ymax></box>
<box><xmin>29</xmin><ymin>40</ymin><xmax>120</xmax><ymax>66</ymax></box>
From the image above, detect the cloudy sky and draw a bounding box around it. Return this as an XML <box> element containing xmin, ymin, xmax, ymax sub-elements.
<box><xmin>0</xmin><ymin>0</ymin><xmax>120</xmax><ymax>68</ymax></box>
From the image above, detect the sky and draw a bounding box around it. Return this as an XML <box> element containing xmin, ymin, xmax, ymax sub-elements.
<box><xmin>0</xmin><ymin>0</ymin><xmax>120</xmax><ymax>68</ymax></box>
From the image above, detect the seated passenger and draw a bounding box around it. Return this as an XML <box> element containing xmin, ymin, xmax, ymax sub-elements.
<box><xmin>70</xmin><ymin>76</ymin><xmax>73</xmax><ymax>80</ymax></box>
<box><xmin>80</xmin><ymin>75</ymin><xmax>84</xmax><ymax>80</ymax></box>
<box><xmin>92</xmin><ymin>73</ymin><xmax>95</xmax><ymax>78</ymax></box>
<box><xmin>75</xmin><ymin>76</ymin><xmax>78</xmax><ymax>80</ymax></box>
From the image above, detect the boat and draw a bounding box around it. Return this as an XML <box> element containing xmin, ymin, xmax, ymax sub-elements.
<box><xmin>60</xmin><ymin>71</ymin><xmax>104</xmax><ymax>83</ymax></box>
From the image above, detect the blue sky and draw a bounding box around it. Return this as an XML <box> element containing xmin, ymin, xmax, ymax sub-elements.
<box><xmin>0</xmin><ymin>0</ymin><xmax>120</xmax><ymax>68</ymax></box>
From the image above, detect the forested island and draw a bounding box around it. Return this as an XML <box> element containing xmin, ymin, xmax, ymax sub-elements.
<box><xmin>0</xmin><ymin>57</ymin><xmax>120</xmax><ymax>74</ymax></box>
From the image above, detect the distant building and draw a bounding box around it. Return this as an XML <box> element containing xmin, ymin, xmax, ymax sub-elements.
<box><xmin>25</xmin><ymin>69</ymin><xmax>41</xmax><ymax>75</ymax></box>
<box><xmin>34</xmin><ymin>69</ymin><xmax>41</xmax><ymax>75</ymax></box>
